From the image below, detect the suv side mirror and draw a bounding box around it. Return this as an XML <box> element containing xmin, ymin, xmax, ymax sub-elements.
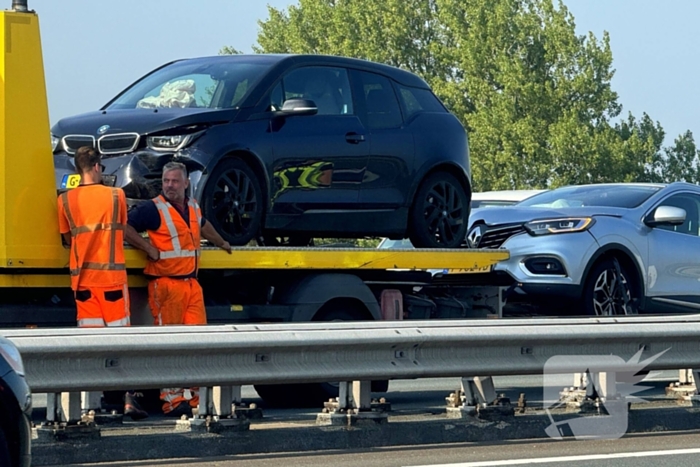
<box><xmin>277</xmin><ymin>99</ymin><xmax>318</xmax><ymax>116</ymax></box>
<box><xmin>645</xmin><ymin>205</ymin><xmax>686</xmax><ymax>227</ymax></box>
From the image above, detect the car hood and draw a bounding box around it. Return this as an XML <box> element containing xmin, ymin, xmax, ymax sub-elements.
<box><xmin>51</xmin><ymin>107</ymin><xmax>240</xmax><ymax>137</ymax></box>
<box><xmin>469</xmin><ymin>206</ymin><xmax>627</xmax><ymax>226</ymax></box>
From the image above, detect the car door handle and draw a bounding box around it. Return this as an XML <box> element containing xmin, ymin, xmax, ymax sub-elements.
<box><xmin>345</xmin><ymin>132</ymin><xmax>366</xmax><ymax>144</ymax></box>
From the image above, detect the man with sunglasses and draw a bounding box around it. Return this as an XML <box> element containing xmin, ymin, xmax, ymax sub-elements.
<box><xmin>57</xmin><ymin>146</ymin><xmax>158</xmax><ymax>420</ymax></box>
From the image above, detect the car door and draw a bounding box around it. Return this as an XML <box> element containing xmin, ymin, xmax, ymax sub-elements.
<box><xmin>349</xmin><ymin>69</ymin><xmax>414</xmax><ymax>210</ymax></box>
<box><xmin>268</xmin><ymin>65</ymin><xmax>369</xmax><ymax>215</ymax></box>
<box><xmin>646</xmin><ymin>192</ymin><xmax>700</xmax><ymax>310</ymax></box>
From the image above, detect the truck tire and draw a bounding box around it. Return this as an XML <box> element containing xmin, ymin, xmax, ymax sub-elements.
<box><xmin>254</xmin><ymin>304</ymin><xmax>389</xmax><ymax>407</ymax></box>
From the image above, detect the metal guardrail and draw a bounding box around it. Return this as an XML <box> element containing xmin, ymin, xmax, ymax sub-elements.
<box><xmin>3</xmin><ymin>314</ymin><xmax>700</xmax><ymax>393</ymax></box>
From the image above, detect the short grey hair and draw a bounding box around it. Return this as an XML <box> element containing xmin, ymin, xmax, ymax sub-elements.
<box><xmin>162</xmin><ymin>161</ymin><xmax>188</xmax><ymax>179</ymax></box>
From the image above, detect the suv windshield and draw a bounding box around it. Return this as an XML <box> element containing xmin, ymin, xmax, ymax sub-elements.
<box><xmin>105</xmin><ymin>59</ymin><xmax>272</xmax><ymax>110</ymax></box>
<box><xmin>519</xmin><ymin>185</ymin><xmax>663</xmax><ymax>209</ymax></box>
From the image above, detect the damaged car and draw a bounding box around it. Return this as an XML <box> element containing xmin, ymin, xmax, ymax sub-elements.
<box><xmin>52</xmin><ymin>54</ymin><xmax>472</xmax><ymax>248</ymax></box>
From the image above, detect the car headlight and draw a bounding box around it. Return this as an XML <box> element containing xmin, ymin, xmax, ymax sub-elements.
<box><xmin>524</xmin><ymin>217</ymin><xmax>595</xmax><ymax>236</ymax></box>
<box><xmin>51</xmin><ymin>134</ymin><xmax>59</xmax><ymax>152</ymax></box>
<box><xmin>146</xmin><ymin>131</ymin><xmax>203</xmax><ymax>152</ymax></box>
<box><xmin>0</xmin><ymin>340</ymin><xmax>25</xmax><ymax>376</ymax></box>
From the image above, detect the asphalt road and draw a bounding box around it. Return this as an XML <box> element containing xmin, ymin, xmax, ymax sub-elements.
<box><xmin>51</xmin><ymin>431</ymin><xmax>700</xmax><ymax>467</ymax></box>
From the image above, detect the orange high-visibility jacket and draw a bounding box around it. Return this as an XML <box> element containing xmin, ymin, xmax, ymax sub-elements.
<box><xmin>57</xmin><ymin>185</ymin><xmax>128</xmax><ymax>291</ymax></box>
<box><xmin>144</xmin><ymin>195</ymin><xmax>202</xmax><ymax>277</ymax></box>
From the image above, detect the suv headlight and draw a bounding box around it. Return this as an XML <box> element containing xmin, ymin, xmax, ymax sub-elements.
<box><xmin>0</xmin><ymin>340</ymin><xmax>25</xmax><ymax>376</ymax></box>
<box><xmin>524</xmin><ymin>217</ymin><xmax>595</xmax><ymax>236</ymax></box>
<box><xmin>51</xmin><ymin>134</ymin><xmax>59</xmax><ymax>152</ymax></box>
<box><xmin>146</xmin><ymin>130</ymin><xmax>203</xmax><ymax>152</ymax></box>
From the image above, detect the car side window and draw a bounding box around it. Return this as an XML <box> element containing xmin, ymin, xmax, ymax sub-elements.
<box><xmin>281</xmin><ymin>66</ymin><xmax>353</xmax><ymax>115</ymax></box>
<box><xmin>656</xmin><ymin>194</ymin><xmax>700</xmax><ymax>236</ymax></box>
<box><xmin>354</xmin><ymin>71</ymin><xmax>403</xmax><ymax>130</ymax></box>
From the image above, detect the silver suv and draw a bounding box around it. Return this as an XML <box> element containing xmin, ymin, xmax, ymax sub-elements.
<box><xmin>467</xmin><ymin>182</ymin><xmax>700</xmax><ymax>316</ymax></box>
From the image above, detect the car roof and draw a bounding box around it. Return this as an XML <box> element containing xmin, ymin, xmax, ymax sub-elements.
<box><xmin>167</xmin><ymin>54</ymin><xmax>431</xmax><ymax>88</ymax></box>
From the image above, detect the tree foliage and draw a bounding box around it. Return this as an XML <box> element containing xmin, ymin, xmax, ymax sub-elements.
<box><xmin>221</xmin><ymin>0</ymin><xmax>697</xmax><ymax>188</ymax></box>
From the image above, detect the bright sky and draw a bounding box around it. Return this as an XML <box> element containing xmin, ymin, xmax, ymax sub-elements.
<box><xmin>27</xmin><ymin>0</ymin><xmax>700</xmax><ymax>147</ymax></box>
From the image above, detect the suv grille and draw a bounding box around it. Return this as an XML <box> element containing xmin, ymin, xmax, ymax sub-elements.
<box><xmin>479</xmin><ymin>224</ymin><xmax>526</xmax><ymax>249</ymax></box>
<box><xmin>98</xmin><ymin>133</ymin><xmax>140</xmax><ymax>155</ymax></box>
<box><xmin>62</xmin><ymin>135</ymin><xmax>95</xmax><ymax>154</ymax></box>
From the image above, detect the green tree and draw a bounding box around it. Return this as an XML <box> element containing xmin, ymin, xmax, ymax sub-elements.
<box><xmin>658</xmin><ymin>131</ymin><xmax>700</xmax><ymax>184</ymax></box>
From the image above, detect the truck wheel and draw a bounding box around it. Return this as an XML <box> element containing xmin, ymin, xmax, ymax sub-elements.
<box><xmin>254</xmin><ymin>305</ymin><xmax>389</xmax><ymax>407</ymax></box>
<box><xmin>202</xmin><ymin>158</ymin><xmax>263</xmax><ymax>246</ymax></box>
<box><xmin>408</xmin><ymin>172</ymin><xmax>469</xmax><ymax>248</ymax></box>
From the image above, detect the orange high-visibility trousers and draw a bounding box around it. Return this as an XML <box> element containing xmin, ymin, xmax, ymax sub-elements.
<box><xmin>75</xmin><ymin>285</ymin><xmax>130</xmax><ymax>327</ymax></box>
<box><xmin>148</xmin><ymin>277</ymin><xmax>206</xmax><ymax>326</ymax></box>
<box><xmin>148</xmin><ymin>277</ymin><xmax>206</xmax><ymax>414</ymax></box>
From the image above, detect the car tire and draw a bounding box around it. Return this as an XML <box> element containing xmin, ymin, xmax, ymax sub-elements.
<box><xmin>0</xmin><ymin>425</ymin><xmax>11</xmax><ymax>467</ymax></box>
<box><xmin>202</xmin><ymin>158</ymin><xmax>263</xmax><ymax>246</ymax></box>
<box><xmin>583</xmin><ymin>257</ymin><xmax>639</xmax><ymax>316</ymax></box>
<box><xmin>253</xmin><ymin>304</ymin><xmax>388</xmax><ymax>407</ymax></box>
<box><xmin>408</xmin><ymin>172</ymin><xmax>469</xmax><ymax>248</ymax></box>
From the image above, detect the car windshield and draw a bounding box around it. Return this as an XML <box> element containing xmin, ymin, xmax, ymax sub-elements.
<box><xmin>518</xmin><ymin>185</ymin><xmax>663</xmax><ymax>209</ymax></box>
<box><xmin>105</xmin><ymin>59</ymin><xmax>272</xmax><ymax>110</ymax></box>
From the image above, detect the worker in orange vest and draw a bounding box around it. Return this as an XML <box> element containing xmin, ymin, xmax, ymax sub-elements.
<box><xmin>57</xmin><ymin>146</ymin><xmax>158</xmax><ymax>420</ymax></box>
<box><xmin>125</xmin><ymin>161</ymin><xmax>231</xmax><ymax>417</ymax></box>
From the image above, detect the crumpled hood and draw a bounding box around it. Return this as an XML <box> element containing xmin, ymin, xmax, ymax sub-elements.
<box><xmin>469</xmin><ymin>206</ymin><xmax>628</xmax><ymax>227</ymax></box>
<box><xmin>51</xmin><ymin>107</ymin><xmax>240</xmax><ymax>137</ymax></box>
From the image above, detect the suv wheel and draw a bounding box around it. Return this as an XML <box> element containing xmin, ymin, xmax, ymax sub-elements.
<box><xmin>409</xmin><ymin>172</ymin><xmax>469</xmax><ymax>248</ymax></box>
<box><xmin>583</xmin><ymin>257</ymin><xmax>639</xmax><ymax>316</ymax></box>
<box><xmin>203</xmin><ymin>158</ymin><xmax>263</xmax><ymax>246</ymax></box>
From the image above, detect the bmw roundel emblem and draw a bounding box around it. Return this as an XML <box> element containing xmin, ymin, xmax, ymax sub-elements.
<box><xmin>97</xmin><ymin>124</ymin><xmax>110</xmax><ymax>135</ymax></box>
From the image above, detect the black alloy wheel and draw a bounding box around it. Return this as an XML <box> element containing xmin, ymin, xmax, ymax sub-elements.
<box><xmin>409</xmin><ymin>172</ymin><xmax>469</xmax><ymax>248</ymax></box>
<box><xmin>203</xmin><ymin>158</ymin><xmax>263</xmax><ymax>246</ymax></box>
<box><xmin>584</xmin><ymin>258</ymin><xmax>639</xmax><ymax>316</ymax></box>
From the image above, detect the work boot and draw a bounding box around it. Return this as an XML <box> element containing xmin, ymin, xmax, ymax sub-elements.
<box><xmin>124</xmin><ymin>392</ymin><xmax>149</xmax><ymax>420</ymax></box>
<box><xmin>164</xmin><ymin>402</ymin><xmax>193</xmax><ymax>418</ymax></box>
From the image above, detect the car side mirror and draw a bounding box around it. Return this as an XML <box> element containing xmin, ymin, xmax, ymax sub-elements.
<box><xmin>645</xmin><ymin>205</ymin><xmax>686</xmax><ymax>227</ymax></box>
<box><xmin>276</xmin><ymin>99</ymin><xmax>318</xmax><ymax>116</ymax></box>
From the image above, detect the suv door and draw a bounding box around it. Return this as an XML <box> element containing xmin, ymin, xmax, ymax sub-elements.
<box><xmin>646</xmin><ymin>192</ymin><xmax>700</xmax><ymax>310</ymax></box>
<box><xmin>268</xmin><ymin>66</ymin><xmax>368</xmax><ymax>215</ymax></box>
<box><xmin>350</xmin><ymin>69</ymin><xmax>414</xmax><ymax>210</ymax></box>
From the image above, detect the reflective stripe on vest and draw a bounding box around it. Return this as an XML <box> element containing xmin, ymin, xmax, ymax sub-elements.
<box><xmin>153</xmin><ymin>197</ymin><xmax>199</xmax><ymax>260</ymax></box>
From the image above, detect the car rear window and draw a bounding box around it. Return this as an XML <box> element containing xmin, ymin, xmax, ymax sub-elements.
<box><xmin>397</xmin><ymin>85</ymin><xmax>446</xmax><ymax>118</ymax></box>
<box><xmin>519</xmin><ymin>185</ymin><xmax>663</xmax><ymax>209</ymax></box>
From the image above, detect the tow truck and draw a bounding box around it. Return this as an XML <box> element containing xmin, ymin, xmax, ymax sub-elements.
<box><xmin>0</xmin><ymin>1</ymin><xmax>509</xmax><ymax>405</ymax></box>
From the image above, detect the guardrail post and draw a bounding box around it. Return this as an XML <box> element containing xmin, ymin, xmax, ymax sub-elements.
<box><xmin>46</xmin><ymin>393</ymin><xmax>60</xmax><ymax>422</ymax></box>
<box><xmin>61</xmin><ymin>392</ymin><xmax>82</xmax><ymax>422</ymax></box>
<box><xmin>317</xmin><ymin>381</ymin><xmax>387</xmax><ymax>426</ymax></box>
<box><xmin>176</xmin><ymin>386</ymin><xmax>250</xmax><ymax>434</ymax></box>
<box><xmin>666</xmin><ymin>368</ymin><xmax>700</xmax><ymax>404</ymax></box>
<box><xmin>36</xmin><ymin>392</ymin><xmax>101</xmax><ymax>441</ymax></box>
<box><xmin>446</xmin><ymin>376</ymin><xmax>513</xmax><ymax>419</ymax></box>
